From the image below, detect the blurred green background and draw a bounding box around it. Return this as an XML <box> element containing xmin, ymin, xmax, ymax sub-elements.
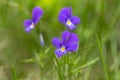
<box><xmin>0</xmin><ymin>0</ymin><xmax>120</xmax><ymax>80</ymax></box>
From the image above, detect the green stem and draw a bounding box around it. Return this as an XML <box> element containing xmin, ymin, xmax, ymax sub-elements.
<box><xmin>96</xmin><ymin>34</ymin><xmax>110</xmax><ymax>80</ymax></box>
<box><xmin>67</xmin><ymin>54</ymin><xmax>71</xmax><ymax>80</ymax></box>
<box><xmin>63</xmin><ymin>56</ymin><xmax>66</xmax><ymax>80</ymax></box>
<box><xmin>54</xmin><ymin>57</ymin><xmax>63</xmax><ymax>80</ymax></box>
<box><xmin>11</xmin><ymin>65</ymin><xmax>17</xmax><ymax>80</ymax></box>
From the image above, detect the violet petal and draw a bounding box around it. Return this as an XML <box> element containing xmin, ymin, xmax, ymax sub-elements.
<box><xmin>66</xmin><ymin>43</ymin><xmax>79</xmax><ymax>52</ymax></box>
<box><xmin>23</xmin><ymin>19</ymin><xmax>33</xmax><ymax>32</ymax></box>
<box><xmin>24</xmin><ymin>27</ymin><xmax>32</xmax><ymax>33</ymax></box>
<box><xmin>66</xmin><ymin>23</ymin><xmax>76</xmax><ymax>30</ymax></box>
<box><xmin>23</xmin><ymin>19</ymin><xmax>32</xmax><ymax>27</ymax></box>
<box><xmin>52</xmin><ymin>37</ymin><xmax>62</xmax><ymax>48</ymax></box>
<box><xmin>62</xmin><ymin>30</ymin><xmax>70</xmax><ymax>44</ymax></box>
<box><xmin>32</xmin><ymin>6</ymin><xmax>43</xmax><ymax>24</ymax></box>
<box><xmin>55</xmin><ymin>49</ymin><xmax>67</xmax><ymax>58</ymax></box>
<box><xmin>70</xmin><ymin>16</ymin><xmax>80</xmax><ymax>25</ymax></box>
<box><xmin>58</xmin><ymin>7</ymin><xmax>72</xmax><ymax>24</ymax></box>
<box><xmin>66</xmin><ymin>33</ymin><xmax>79</xmax><ymax>52</ymax></box>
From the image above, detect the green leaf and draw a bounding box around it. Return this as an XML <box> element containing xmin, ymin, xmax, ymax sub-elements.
<box><xmin>21</xmin><ymin>58</ymin><xmax>34</xmax><ymax>63</ymax></box>
<box><xmin>72</xmin><ymin>57</ymin><xmax>100</xmax><ymax>73</ymax></box>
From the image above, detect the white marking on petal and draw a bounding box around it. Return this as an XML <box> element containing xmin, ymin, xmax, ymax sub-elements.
<box><xmin>66</xmin><ymin>19</ymin><xmax>72</xmax><ymax>26</ymax></box>
<box><xmin>30</xmin><ymin>22</ymin><xmax>35</xmax><ymax>29</ymax></box>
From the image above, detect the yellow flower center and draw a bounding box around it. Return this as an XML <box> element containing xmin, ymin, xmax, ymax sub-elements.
<box><xmin>60</xmin><ymin>46</ymin><xmax>65</xmax><ymax>52</ymax></box>
<box><xmin>67</xmin><ymin>20</ymin><xmax>72</xmax><ymax>25</ymax></box>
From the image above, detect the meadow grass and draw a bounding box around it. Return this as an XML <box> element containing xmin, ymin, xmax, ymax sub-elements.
<box><xmin>0</xmin><ymin>0</ymin><xmax>120</xmax><ymax>80</ymax></box>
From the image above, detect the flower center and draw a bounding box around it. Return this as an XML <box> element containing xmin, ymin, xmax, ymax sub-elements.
<box><xmin>67</xmin><ymin>20</ymin><xmax>72</xmax><ymax>25</ymax></box>
<box><xmin>30</xmin><ymin>23</ymin><xmax>35</xmax><ymax>29</ymax></box>
<box><xmin>60</xmin><ymin>46</ymin><xmax>65</xmax><ymax>52</ymax></box>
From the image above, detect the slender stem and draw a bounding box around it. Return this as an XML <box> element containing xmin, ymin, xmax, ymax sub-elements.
<box><xmin>63</xmin><ymin>56</ymin><xmax>66</xmax><ymax>80</ymax></box>
<box><xmin>68</xmin><ymin>53</ymin><xmax>71</xmax><ymax>80</ymax></box>
<box><xmin>96</xmin><ymin>34</ymin><xmax>110</xmax><ymax>80</ymax></box>
<box><xmin>54</xmin><ymin>57</ymin><xmax>63</xmax><ymax>80</ymax></box>
<box><xmin>11</xmin><ymin>65</ymin><xmax>17</xmax><ymax>80</ymax></box>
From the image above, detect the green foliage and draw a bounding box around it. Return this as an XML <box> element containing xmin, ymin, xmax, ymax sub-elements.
<box><xmin>0</xmin><ymin>0</ymin><xmax>120</xmax><ymax>80</ymax></box>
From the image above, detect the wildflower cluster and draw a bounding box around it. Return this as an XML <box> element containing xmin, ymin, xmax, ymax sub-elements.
<box><xmin>23</xmin><ymin>6</ymin><xmax>80</xmax><ymax>58</ymax></box>
<box><xmin>52</xmin><ymin>7</ymin><xmax>80</xmax><ymax>58</ymax></box>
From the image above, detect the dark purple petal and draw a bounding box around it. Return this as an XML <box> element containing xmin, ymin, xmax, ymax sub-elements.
<box><xmin>66</xmin><ymin>33</ymin><xmax>79</xmax><ymax>51</ymax></box>
<box><xmin>66</xmin><ymin>43</ymin><xmax>79</xmax><ymax>52</ymax></box>
<box><xmin>66</xmin><ymin>23</ymin><xmax>76</xmax><ymax>30</ymax></box>
<box><xmin>67</xmin><ymin>33</ymin><xmax>79</xmax><ymax>44</ymax></box>
<box><xmin>59</xmin><ymin>7</ymin><xmax>72</xmax><ymax>18</ymax></box>
<box><xmin>32</xmin><ymin>6</ymin><xmax>43</xmax><ymax>24</ymax></box>
<box><xmin>52</xmin><ymin>37</ymin><xmax>62</xmax><ymax>48</ymax></box>
<box><xmin>58</xmin><ymin>15</ymin><xmax>68</xmax><ymax>24</ymax></box>
<box><xmin>62</xmin><ymin>31</ymin><xmax>70</xmax><ymax>44</ymax></box>
<box><xmin>23</xmin><ymin>19</ymin><xmax>32</xmax><ymax>27</ymax></box>
<box><xmin>70</xmin><ymin>16</ymin><xmax>80</xmax><ymax>24</ymax></box>
<box><xmin>58</xmin><ymin>7</ymin><xmax>72</xmax><ymax>24</ymax></box>
<box><xmin>55</xmin><ymin>49</ymin><xmax>67</xmax><ymax>58</ymax></box>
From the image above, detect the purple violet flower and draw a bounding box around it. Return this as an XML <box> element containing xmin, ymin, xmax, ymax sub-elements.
<box><xmin>23</xmin><ymin>6</ymin><xmax>43</xmax><ymax>32</ymax></box>
<box><xmin>52</xmin><ymin>31</ymin><xmax>79</xmax><ymax>58</ymax></box>
<box><xmin>58</xmin><ymin>7</ymin><xmax>80</xmax><ymax>30</ymax></box>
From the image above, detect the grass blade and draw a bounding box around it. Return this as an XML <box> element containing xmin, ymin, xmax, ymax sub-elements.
<box><xmin>96</xmin><ymin>34</ymin><xmax>110</xmax><ymax>80</ymax></box>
